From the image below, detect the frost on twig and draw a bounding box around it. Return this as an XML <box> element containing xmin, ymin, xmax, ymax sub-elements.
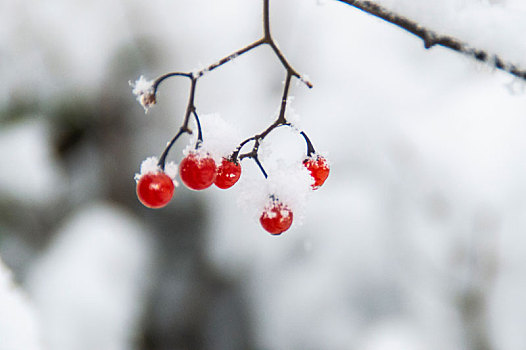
<box><xmin>336</xmin><ymin>0</ymin><xmax>526</xmax><ymax>82</ymax></box>
<box><xmin>130</xmin><ymin>76</ymin><xmax>156</xmax><ymax>113</ymax></box>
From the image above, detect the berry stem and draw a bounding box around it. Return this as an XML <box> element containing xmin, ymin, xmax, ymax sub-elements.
<box><xmin>192</xmin><ymin>110</ymin><xmax>204</xmax><ymax>149</ymax></box>
<box><xmin>253</xmin><ymin>155</ymin><xmax>268</xmax><ymax>179</ymax></box>
<box><xmin>300</xmin><ymin>131</ymin><xmax>316</xmax><ymax>157</ymax></box>
<box><xmin>234</xmin><ymin>71</ymin><xmax>294</xmax><ymax>177</ymax></box>
<box><xmin>153</xmin><ymin>72</ymin><xmax>192</xmax><ymax>95</ymax></box>
<box><xmin>277</xmin><ymin>71</ymin><xmax>292</xmax><ymax>123</ymax></box>
<box><xmin>158</xmin><ymin>128</ymin><xmax>186</xmax><ymax>170</ymax></box>
<box><xmin>157</xmin><ymin>77</ymin><xmax>197</xmax><ymax>169</ymax></box>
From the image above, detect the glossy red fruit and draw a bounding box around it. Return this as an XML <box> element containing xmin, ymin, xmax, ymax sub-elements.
<box><xmin>215</xmin><ymin>158</ymin><xmax>242</xmax><ymax>189</ymax></box>
<box><xmin>179</xmin><ymin>152</ymin><xmax>217</xmax><ymax>190</ymax></box>
<box><xmin>303</xmin><ymin>155</ymin><xmax>330</xmax><ymax>190</ymax></box>
<box><xmin>136</xmin><ymin>172</ymin><xmax>175</xmax><ymax>209</ymax></box>
<box><xmin>260</xmin><ymin>200</ymin><xmax>293</xmax><ymax>235</ymax></box>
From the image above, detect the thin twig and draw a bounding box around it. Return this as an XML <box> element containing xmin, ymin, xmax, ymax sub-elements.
<box><xmin>196</xmin><ymin>38</ymin><xmax>267</xmax><ymax>78</ymax></box>
<box><xmin>253</xmin><ymin>155</ymin><xmax>269</xmax><ymax>178</ymax></box>
<box><xmin>336</xmin><ymin>0</ymin><xmax>526</xmax><ymax>80</ymax></box>
<box><xmin>263</xmin><ymin>0</ymin><xmax>271</xmax><ymax>39</ymax></box>
<box><xmin>157</xmin><ymin>77</ymin><xmax>197</xmax><ymax>169</ymax></box>
<box><xmin>300</xmin><ymin>131</ymin><xmax>316</xmax><ymax>157</ymax></box>
<box><xmin>149</xmin><ymin>0</ymin><xmax>315</xmax><ymax>177</ymax></box>
<box><xmin>235</xmin><ymin>72</ymin><xmax>294</xmax><ymax>168</ymax></box>
<box><xmin>153</xmin><ymin>72</ymin><xmax>192</xmax><ymax>95</ymax></box>
<box><xmin>192</xmin><ymin>110</ymin><xmax>203</xmax><ymax>149</ymax></box>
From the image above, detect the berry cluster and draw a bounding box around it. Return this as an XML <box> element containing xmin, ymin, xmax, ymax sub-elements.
<box><xmin>132</xmin><ymin>0</ymin><xmax>329</xmax><ymax>235</ymax></box>
<box><xmin>135</xmin><ymin>143</ymin><xmax>329</xmax><ymax>234</ymax></box>
<box><xmin>135</xmin><ymin>153</ymin><xmax>241</xmax><ymax>203</ymax></box>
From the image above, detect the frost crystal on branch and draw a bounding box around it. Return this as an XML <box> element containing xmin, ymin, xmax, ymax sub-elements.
<box><xmin>130</xmin><ymin>75</ymin><xmax>156</xmax><ymax>113</ymax></box>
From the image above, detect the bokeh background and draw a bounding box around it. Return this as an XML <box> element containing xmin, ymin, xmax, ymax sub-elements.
<box><xmin>2</xmin><ymin>0</ymin><xmax>526</xmax><ymax>349</ymax></box>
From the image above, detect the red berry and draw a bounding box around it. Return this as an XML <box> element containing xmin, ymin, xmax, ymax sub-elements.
<box><xmin>136</xmin><ymin>172</ymin><xmax>175</xmax><ymax>209</ymax></box>
<box><xmin>303</xmin><ymin>155</ymin><xmax>330</xmax><ymax>190</ymax></box>
<box><xmin>215</xmin><ymin>158</ymin><xmax>242</xmax><ymax>189</ymax></box>
<box><xmin>179</xmin><ymin>152</ymin><xmax>217</xmax><ymax>190</ymax></box>
<box><xmin>259</xmin><ymin>200</ymin><xmax>293</xmax><ymax>235</ymax></box>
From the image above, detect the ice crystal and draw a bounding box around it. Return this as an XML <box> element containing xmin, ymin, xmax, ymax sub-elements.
<box><xmin>130</xmin><ymin>75</ymin><xmax>156</xmax><ymax>113</ymax></box>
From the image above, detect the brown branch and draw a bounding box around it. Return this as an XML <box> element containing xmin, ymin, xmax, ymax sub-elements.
<box><xmin>196</xmin><ymin>38</ymin><xmax>266</xmax><ymax>77</ymax></box>
<box><xmin>277</xmin><ymin>72</ymin><xmax>292</xmax><ymax>122</ymax></box>
<box><xmin>336</xmin><ymin>0</ymin><xmax>526</xmax><ymax>81</ymax></box>
<box><xmin>263</xmin><ymin>0</ymin><xmax>271</xmax><ymax>39</ymax></box>
<box><xmin>157</xmin><ymin>77</ymin><xmax>197</xmax><ymax>169</ymax></box>
<box><xmin>135</xmin><ymin>0</ymin><xmax>318</xmax><ymax>178</ymax></box>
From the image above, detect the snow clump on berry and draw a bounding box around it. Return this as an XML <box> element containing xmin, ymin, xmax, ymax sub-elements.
<box><xmin>134</xmin><ymin>156</ymin><xmax>178</xmax><ymax>186</ymax></box>
<box><xmin>130</xmin><ymin>75</ymin><xmax>156</xmax><ymax>113</ymax></box>
<box><xmin>137</xmin><ymin>157</ymin><xmax>160</xmax><ymax>177</ymax></box>
<box><xmin>266</xmin><ymin>163</ymin><xmax>312</xmax><ymax>219</ymax></box>
<box><xmin>185</xmin><ymin>113</ymin><xmax>240</xmax><ymax>163</ymax></box>
<box><xmin>237</xmin><ymin>162</ymin><xmax>311</xmax><ymax>227</ymax></box>
<box><xmin>163</xmin><ymin>162</ymin><xmax>178</xmax><ymax>183</ymax></box>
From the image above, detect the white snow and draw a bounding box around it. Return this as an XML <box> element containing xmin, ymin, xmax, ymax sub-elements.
<box><xmin>372</xmin><ymin>0</ymin><xmax>526</xmax><ymax>64</ymax></box>
<box><xmin>135</xmin><ymin>156</ymin><xmax>179</xmax><ymax>186</ymax></box>
<box><xmin>0</xmin><ymin>257</ymin><xmax>42</xmax><ymax>350</ymax></box>
<box><xmin>130</xmin><ymin>75</ymin><xmax>156</xmax><ymax>113</ymax></box>
<box><xmin>0</xmin><ymin>118</ymin><xmax>63</xmax><ymax>204</ymax></box>
<box><xmin>205</xmin><ymin>1</ymin><xmax>526</xmax><ymax>349</ymax></box>
<box><xmin>4</xmin><ymin>0</ymin><xmax>526</xmax><ymax>349</ymax></box>
<box><xmin>359</xmin><ymin>319</ymin><xmax>429</xmax><ymax>350</ymax></box>
<box><xmin>185</xmin><ymin>113</ymin><xmax>241</xmax><ymax>164</ymax></box>
<box><xmin>26</xmin><ymin>203</ymin><xmax>155</xmax><ymax>350</ymax></box>
<box><xmin>137</xmin><ymin>156</ymin><xmax>160</xmax><ymax>177</ymax></box>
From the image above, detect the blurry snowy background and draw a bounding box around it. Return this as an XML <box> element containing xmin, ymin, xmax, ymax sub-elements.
<box><xmin>2</xmin><ymin>0</ymin><xmax>526</xmax><ymax>349</ymax></box>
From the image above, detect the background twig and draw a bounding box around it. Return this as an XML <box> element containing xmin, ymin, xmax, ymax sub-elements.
<box><xmin>336</xmin><ymin>0</ymin><xmax>526</xmax><ymax>80</ymax></box>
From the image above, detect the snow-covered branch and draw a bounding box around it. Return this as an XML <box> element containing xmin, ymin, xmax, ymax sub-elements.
<box><xmin>336</xmin><ymin>0</ymin><xmax>526</xmax><ymax>81</ymax></box>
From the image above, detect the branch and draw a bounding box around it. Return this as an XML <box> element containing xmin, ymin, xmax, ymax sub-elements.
<box><xmin>196</xmin><ymin>38</ymin><xmax>266</xmax><ymax>77</ymax></box>
<box><xmin>336</xmin><ymin>0</ymin><xmax>526</xmax><ymax>81</ymax></box>
<box><xmin>135</xmin><ymin>0</ymin><xmax>316</xmax><ymax>178</ymax></box>
<box><xmin>157</xmin><ymin>77</ymin><xmax>197</xmax><ymax>169</ymax></box>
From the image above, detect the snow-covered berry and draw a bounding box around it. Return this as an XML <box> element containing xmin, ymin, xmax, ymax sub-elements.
<box><xmin>179</xmin><ymin>151</ymin><xmax>217</xmax><ymax>190</ymax></box>
<box><xmin>215</xmin><ymin>158</ymin><xmax>241</xmax><ymax>189</ymax></box>
<box><xmin>303</xmin><ymin>155</ymin><xmax>330</xmax><ymax>190</ymax></box>
<box><xmin>260</xmin><ymin>198</ymin><xmax>293</xmax><ymax>235</ymax></box>
<box><xmin>136</xmin><ymin>172</ymin><xmax>175</xmax><ymax>208</ymax></box>
<box><xmin>135</xmin><ymin>157</ymin><xmax>178</xmax><ymax>208</ymax></box>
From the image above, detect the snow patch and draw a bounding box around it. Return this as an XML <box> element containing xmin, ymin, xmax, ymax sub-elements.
<box><xmin>0</xmin><ymin>257</ymin><xmax>42</xmax><ymax>350</ymax></box>
<box><xmin>0</xmin><ymin>118</ymin><xmax>63</xmax><ymax>204</ymax></box>
<box><xmin>27</xmin><ymin>202</ymin><xmax>155</xmax><ymax>350</ymax></box>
